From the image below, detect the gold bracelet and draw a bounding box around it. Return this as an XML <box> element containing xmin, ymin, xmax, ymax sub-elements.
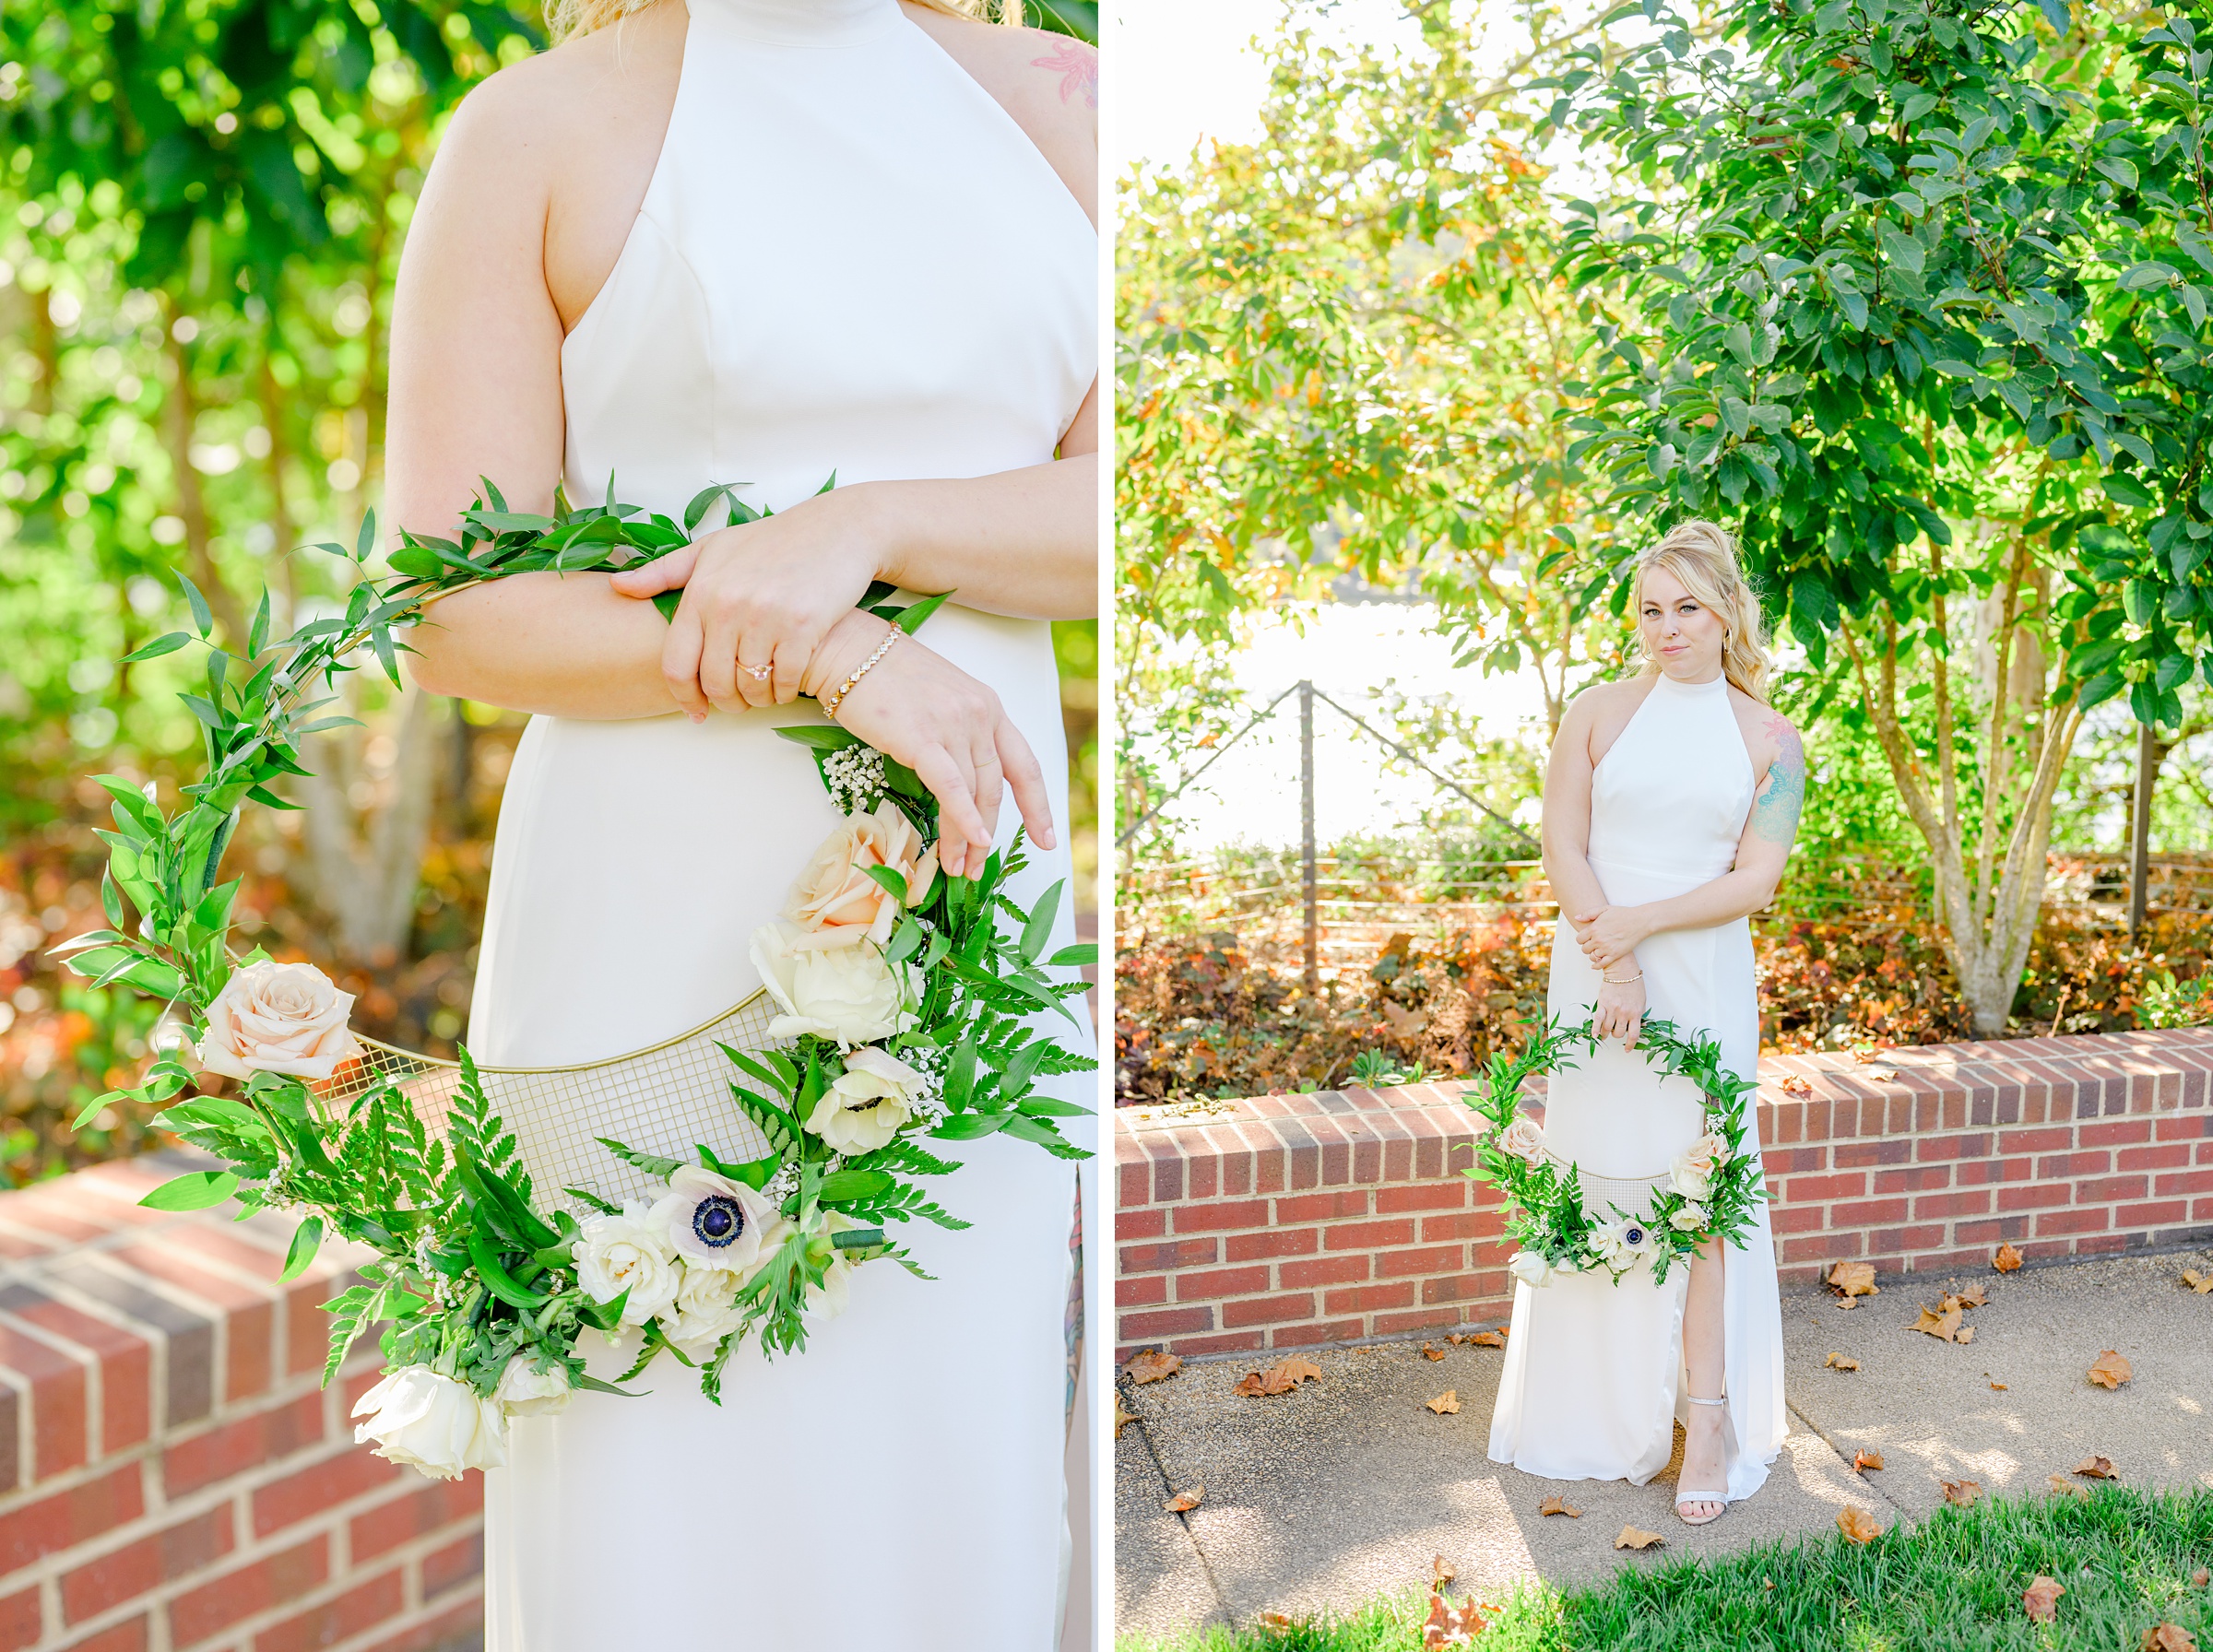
<box><xmin>1602</xmin><ymin>969</ymin><xmax>1643</xmax><ymax>985</ymax></box>
<box><xmin>821</xmin><ymin>624</ymin><xmax>900</xmax><ymax>719</ymax></box>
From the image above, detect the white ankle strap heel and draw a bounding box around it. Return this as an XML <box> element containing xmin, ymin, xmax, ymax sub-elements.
<box><xmin>1675</xmin><ymin>1394</ymin><xmax>1730</xmax><ymax>1526</ymax></box>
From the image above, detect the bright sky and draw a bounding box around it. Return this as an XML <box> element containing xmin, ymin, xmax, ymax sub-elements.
<box><xmin>1110</xmin><ymin>0</ymin><xmax>1422</xmax><ymax>169</ymax></box>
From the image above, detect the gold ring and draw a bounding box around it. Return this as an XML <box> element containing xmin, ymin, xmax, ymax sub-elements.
<box><xmin>741</xmin><ymin>662</ymin><xmax>772</xmax><ymax>681</ymax></box>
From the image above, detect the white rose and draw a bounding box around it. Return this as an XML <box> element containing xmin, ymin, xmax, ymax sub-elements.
<box><xmin>1496</xmin><ymin>1115</ymin><xmax>1548</xmax><ymax>1166</ymax></box>
<box><xmin>197</xmin><ymin>960</ymin><xmax>364</xmax><ymax>1082</ymax></box>
<box><xmin>351</xmin><ymin>1365</ymin><xmax>506</xmax><ymax>1480</ymax></box>
<box><xmin>1670</xmin><ymin>1132</ymin><xmax>1726</xmax><ymax>1201</ymax></box>
<box><xmin>661</xmin><ymin>1264</ymin><xmax>748</xmax><ymax>1362</ymax></box>
<box><xmin>807</xmin><ymin>1046</ymin><xmax>921</xmax><ymax>1154</ymax></box>
<box><xmin>803</xmin><ymin>1213</ymin><xmax>863</xmax><ymax>1323</ymax></box>
<box><xmin>1507</xmin><ymin>1249</ymin><xmax>1554</xmax><ymax>1289</ymax></box>
<box><xmin>1670</xmin><ymin>1201</ymin><xmax>1710</xmax><ymax>1233</ymax></box>
<box><xmin>491</xmin><ymin>1354</ymin><xmax>573</xmax><ymax>1419</ymax></box>
<box><xmin>749</xmin><ymin>920</ymin><xmax>917</xmax><ymax>1048</ymax></box>
<box><xmin>785</xmin><ymin>802</ymin><xmax>939</xmax><ymax>951</ymax></box>
<box><xmin>574</xmin><ymin>1204</ymin><xmax>680</xmax><ymax>1326</ymax></box>
<box><xmin>646</xmin><ymin>1165</ymin><xmax>777</xmax><ymax>1275</ymax></box>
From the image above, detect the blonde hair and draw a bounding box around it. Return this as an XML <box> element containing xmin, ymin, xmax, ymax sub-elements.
<box><xmin>548</xmin><ymin>0</ymin><xmax>1016</xmax><ymax>41</ymax></box>
<box><xmin>1634</xmin><ymin>519</ymin><xmax>1771</xmax><ymax>703</ymax></box>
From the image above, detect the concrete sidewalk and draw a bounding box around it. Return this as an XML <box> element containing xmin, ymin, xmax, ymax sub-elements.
<box><xmin>1114</xmin><ymin>1247</ymin><xmax>2213</xmax><ymax>1643</ymax></box>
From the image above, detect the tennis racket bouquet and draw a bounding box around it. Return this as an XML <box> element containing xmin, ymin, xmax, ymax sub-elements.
<box><xmin>60</xmin><ymin>479</ymin><xmax>1095</xmax><ymax>1479</ymax></box>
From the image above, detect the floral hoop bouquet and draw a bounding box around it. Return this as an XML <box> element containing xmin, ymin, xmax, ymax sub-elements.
<box><xmin>58</xmin><ymin>478</ymin><xmax>1095</xmax><ymax>1480</ymax></box>
<box><xmin>1462</xmin><ymin>1013</ymin><xmax>1762</xmax><ymax>1289</ymax></box>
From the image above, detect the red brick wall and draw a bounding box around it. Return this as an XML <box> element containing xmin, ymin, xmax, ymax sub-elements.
<box><xmin>1115</xmin><ymin>1027</ymin><xmax>2213</xmax><ymax>1361</ymax></box>
<box><xmin>0</xmin><ymin>1154</ymin><xmax>482</xmax><ymax>1652</ymax></box>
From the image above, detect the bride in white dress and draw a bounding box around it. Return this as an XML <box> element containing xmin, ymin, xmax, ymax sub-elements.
<box><xmin>383</xmin><ymin>0</ymin><xmax>1095</xmax><ymax>1644</ymax></box>
<box><xmin>1487</xmin><ymin>523</ymin><xmax>1800</xmax><ymax>1526</ymax></box>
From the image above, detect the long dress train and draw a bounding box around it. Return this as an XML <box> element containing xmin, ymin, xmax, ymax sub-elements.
<box><xmin>461</xmin><ymin>1</ymin><xmax>1096</xmax><ymax>1643</ymax></box>
<box><xmin>1486</xmin><ymin>672</ymin><xmax>1788</xmax><ymax>1503</ymax></box>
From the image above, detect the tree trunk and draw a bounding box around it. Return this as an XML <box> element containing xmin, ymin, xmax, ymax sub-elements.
<box><xmin>1840</xmin><ymin>552</ymin><xmax>2084</xmax><ymax>1039</ymax></box>
<box><xmin>160</xmin><ymin>316</ymin><xmax>249</xmax><ymax>648</ymax></box>
<box><xmin>293</xmin><ymin>686</ymin><xmax>444</xmax><ymax>966</ymax></box>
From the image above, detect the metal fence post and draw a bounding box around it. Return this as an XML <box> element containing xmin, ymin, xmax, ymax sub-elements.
<box><xmin>1300</xmin><ymin>679</ymin><xmax>1318</xmax><ymax>995</ymax></box>
<box><xmin>2129</xmin><ymin>718</ymin><xmax>2156</xmax><ymax>939</ymax></box>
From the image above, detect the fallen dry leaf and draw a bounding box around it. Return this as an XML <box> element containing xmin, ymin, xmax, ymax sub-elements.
<box><xmin>2088</xmin><ymin>1350</ymin><xmax>2134</xmax><ymax>1390</ymax></box>
<box><xmin>1863</xmin><ymin>1066</ymin><xmax>1899</xmax><ymax>1083</ymax></box>
<box><xmin>1828</xmin><ymin>1260</ymin><xmax>1879</xmax><ymax>1297</ymax></box>
<box><xmin>1539</xmin><ymin>1496</ymin><xmax>1581</xmax><ymax>1518</ymax></box>
<box><xmin>1953</xmin><ymin>1281</ymin><xmax>1989</xmax><ymax>1308</ymax></box>
<box><xmin>1991</xmin><ymin>1381</ymin><xmax>2009</xmax><ymax>1390</ymax></box>
<box><xmin>1126</xmin><ymin>1349</ymin><xmax>1183</xmax><ymax>1385</ymax></box>
<box><xmin>1432</xmin><ymin>1553</ymin><xmax>1455</xmax><ymax>1587</ymax></box>
<box><xmin>2195</xmin><ymin>1567</ymin><xmax>2211</xmax><ymax>1587</ymax></box>
<box><xmin>1912</xmin><ymin>1302</ymin><xmax>1966</xmax><ymax>1342</ymax></box>
<box><xmin>1994</xmin><ymin>1243</ymin><xmax>2025</xmax><ymax>1273</ymax></box>
<box><xmin>1114</xmin><ymin>1396</ymin><xmax>1140</xmax><ymax>1440</ymax></box>
<box><xmin>1780</xmin><ymin>1074</ymin><xmax>1814</xmax><ymax>1097</ymax></box>
<box><xmin>1957</xmin><ymin>1324</ymin><xmax>1976</xmax><ymax>1344</ymax></box>
<box><xmin>2182</xmin><ymin>1269</ymin><xmax>2213</xmax><ymax>1295</ymax></box>
<box><xmin>2142</xmin><ymin>1626</ymin><xmax>2198</xmax><ymax>1652</ymax></box>
<box><xmin>1422</xmin><ymin>1590</ymin><xmax>1487</xmax><ymax>1649</ymax></box>
<box><xmin>1942</xmin><ymin>1479</ymin><xmax>1982</xmax><ymax>1507</ymax></box>
<box><xmin>1836</xmin><ymin>1295</ymin><xmax>1861</xmax><ymax>1311</ymax></box>
<box><xmin>2073</xmin><ymin>1455</ymin><xmax>2116</xmax><ymax>1479</ymax></box>
<box><xmin>1164</xmin><ymin>1487</ymin><xmax>1204</xmax><ymax>1514</ymax></box>
<box><xmin>1615</xmin><ymin>1525</ymin><xmax>1664</xmax><ymax>1552</ymax></box>
<box><xmin>2049</xmin><ymin>1473</ymin><xmax>2090</xmax><ymax>1501</ymax></box>
<box><xmin>1424</xmin><ymin>1344</ymin><xmax>1445</xmax><ymax>1362</ymax></box>
<box><xmin>1838</xmin><ymin>1505</ymin><xmax>1882</xmax><ymax>1544</ymax></box>
<box><xmin>1826</xmin><ymin>1351</ymin><xmax>1861</xmax><ymax>1372</ymax></box>
<box><xmin>1470</xmin><ymin>1328</ymin><xmax>1509</xmax><ymax>1348</ymax></box>
<box><xmin>1426</xmin><ymin>1390</ymin><xmax>1462</xmax><ymax>1415</ymax></box>
<box><xmin>1256</xmin><ymin>1611</ymin><xmax>1298</xmax><ymax>1633</ymax></box>
<box><xmin>1233</xmin><ymin>1357</ymin><xmax>1323</xmax><ymax>1398</ymax></box>
<box><xmin>1853</xmin><ymin>1449</ymin><xmax>1885</xmax><ymax>1473</ymax></box>
<box><xmin>2023</xmin><ymin>1575</ymin><xmax>2065</xmax><ymax>1622</ymax></box>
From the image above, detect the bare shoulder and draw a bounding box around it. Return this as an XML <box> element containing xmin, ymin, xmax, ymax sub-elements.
<box><xmin>901</xmin><ymin>8</ymin><xmax>1096</xmax><ymax>223</ymax></box>
<box><xmin>1563</xmin><ymin>676</ymin><xmax>1651</xmax><ymax>762</ymax></box>
<box><xmin>1729</xmin><ymin>688</ymin><xmax>1802</xmax><ymax>778</ymax></box>
<box><xmin>432</xmin><ymin>8</ymin><xmax>680</xmax><ymax>195</ymax></box>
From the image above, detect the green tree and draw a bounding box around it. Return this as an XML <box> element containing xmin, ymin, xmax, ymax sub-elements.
<box><xmin>1116</xmin><ymin>0</ymin><xmax>1610</xmax><ymax>839</ymax></box>
<box><xmin>1541</xmin><ymin>0</ymin><xmax>2213</xmax><ymax>1032</ymax></box>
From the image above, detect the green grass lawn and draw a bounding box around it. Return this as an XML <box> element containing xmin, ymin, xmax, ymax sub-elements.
<box><xmin>1120</xmin><ymin>1487</ymin><xmax>2213</xmax><ymax>1651</ymax></box>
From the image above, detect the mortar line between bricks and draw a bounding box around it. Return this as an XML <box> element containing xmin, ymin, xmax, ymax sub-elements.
<box><xmin>1781</xmin><ymin>1391</ymin><xmax>1910</xmax><ymax>1520</ymax></box>
<box><xmin>1116</xmin><ymin>1375</ymin><xmax>1235</xmax><ymax>1632</ymax></box>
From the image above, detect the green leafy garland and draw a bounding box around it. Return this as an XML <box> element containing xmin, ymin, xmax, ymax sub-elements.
<box><xmin>58</xmin><ymin>478</ymin><xmax>1095</xmax><ymax>1476</ymax></box>
<box><xmin>1461</xmin><ymin>1013</ymin><xmax>1764</xmax><ymax>1287</ymax></box>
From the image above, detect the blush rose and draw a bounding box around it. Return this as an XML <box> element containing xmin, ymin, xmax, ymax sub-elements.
<box><xmin>196</xmin><ymin>961</ymin><xmax>364</xmax><ymax>1082</ymax></box>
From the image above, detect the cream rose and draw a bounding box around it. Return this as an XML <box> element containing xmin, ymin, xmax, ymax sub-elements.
<box><xmin>1497</xmin><ymin>1115</ymin><xmax>1548</xmax><ymax>1166</ymax></box>
<box><xmin>646</xmin><ymin>1165</ymin><xmax>776</xmax><ymax>1275</ymax></box>
<box><xmin>1670</xmin><ymin>1201</ymin><xmax>1710</xmax><ymax>1233</ymax></box>
<box><xmin>662</xmin><ymin>1264</ymin><xmax>747</xmax><ymax>1362</ymax></box>
<box><xmin>807</xmin><ymin>1046</ymin><xmax>922</xmax><ymax>1154</ymax></box>
<box><xmin>1670</xmin><ymin>1132</ymin><xmax>1726</xmax><ymax>1201</ymax></box>
<box><xmin>1507</xmin><ymin>1249</ymin><xmax>1554</xmax><ymax>1289</ymax></box>
<box><xmin>491</xmin><ymin>1355</ymin><xmax>573</xmax><ymax>1419</ymax></box>
<box><xmin>196</xmin><ymin>960</ymin><xmax>364</xmax><ymax>1082</ymax></box>
<box><xmin>750</xmin><ymin>920</ymin><xmax>917</xmax><ymax>1048</ymax></box>
<box><xmin>352</xmin><ymin>1365</ymin><xmax>506</xmax><ymax>1480</ymax></box>
<box><xmin>786</xmin><ymin>802</ymin><xmax>940</xmax><ymax>951</ymax></box>
<box><xmin>573</xmin><ymin>1204</ymin><xmax>680</xmax><ymax>1327</ymax></box>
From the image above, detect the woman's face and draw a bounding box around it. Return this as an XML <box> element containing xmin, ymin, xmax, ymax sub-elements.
<box><xmin>1638</xmin><ymin>564</ymin><xmax>1727</xmax><ymax>682</ymax></box>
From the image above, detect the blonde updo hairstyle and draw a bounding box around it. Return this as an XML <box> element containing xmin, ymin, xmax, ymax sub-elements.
<box><xmin>1634</xmin><ymin>519</ymin><xmax>1771</xmax><ymax>704</ymax></box>
<box><xmin>549</xmin><ymin>0</ymin><xmax>1018</xmax><ymax>41</ymax></box>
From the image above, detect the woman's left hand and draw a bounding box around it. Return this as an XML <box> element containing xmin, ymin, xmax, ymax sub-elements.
<box><xmin>1570</xmin><ymin>904</ymin><xmax>1650</xmax><ymax>972</ymax></box>
<box><xmin>607</xmin><ymin>488</ymin><xmax>884</xmax><ymax>716</ymax></box>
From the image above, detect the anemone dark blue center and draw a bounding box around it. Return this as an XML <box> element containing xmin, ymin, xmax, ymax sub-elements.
<box><xmin>1624</xmin><ymin>1225</ymin><xmax>1647</xmax><ymax>1247</ymax></box>
<box><xmin>692</xmin><ymin>1195</ymin><xmax>744</xmax><ymax>1248</ymax></box>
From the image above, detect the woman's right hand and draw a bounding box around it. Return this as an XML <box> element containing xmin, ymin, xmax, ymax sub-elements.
<box><xmin>802</xmin><ymin>611</ymin><xmax>1056</xmax><ymax>881</ymax></box>
<box><xmin>1594</xmin><ymin>975</ymin><xmax>1646</xmax><ymax>1051</ymax></box>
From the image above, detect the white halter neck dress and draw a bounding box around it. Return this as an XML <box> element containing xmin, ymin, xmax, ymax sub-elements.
<box><xmin>462</xmin><ymin>1</ymin><xmax>1095</xmax><ymax>1643</ymax></box>
<box><xmin>1487</xmin><ymin>672</ymin><xmax>1788</xmax><ymax>1503</ymax></box>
